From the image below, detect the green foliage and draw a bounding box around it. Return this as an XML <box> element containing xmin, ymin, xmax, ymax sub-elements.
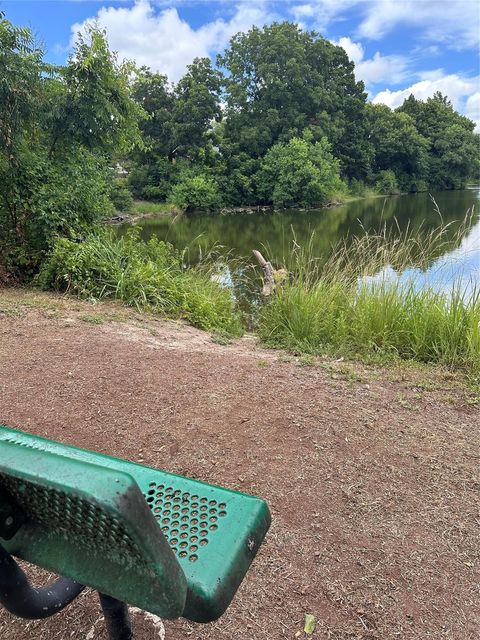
<box><xmin>58</xmin><ymin>26</ymin><xmax>145</xmax><ymax>156</ymax></box>
<box><xmin>110</xmin><ymin>179</ymin><xmax>134</xmax><ymax>212</ymax></box>
<box><xmin>348</xmin><ymin>179</ymin><xmax>368</xmax><ymax>197</ymax></box>
<box><xmin>171</xmin><ymin>58</ymin><xmax>222</xmax><ymax>159</ymax></box>
<box><xmin>374</xmin><ymin>170</ymin><xmax>399</xmax><ymax>195</ymax></box>
<box><xmin>366</xmin><ymin>104</ymin><xmax>429</xmax><ymax>191</ymax></box>
<box><xmin>256</xmin><ymin>136</ymin><xmax>343</xmax><ymax>207</ymax></box>
<box><xmin>169</xmin><ymin>174</ymin><xmax>222</xmax><ymax>211</ymax></box>
<box><xmin>127</xmin><ymin>157</ymin><xmax>176</xmax><ymax>202</ymax></box>
<box><xmin>127</xmin><ymin>59</ymin><xmax>222</xmax><ymax>200</ymax></box>
<box><xmin>123</xmin><ymin>23</ymin><xmax>476</xmax><ymax>207</ymax></box>
<box><xmin>0</xmin><ymin>13</ymin><xmax>144</xmax><ymax>277</ymax></box>
<box><xmin>398</xmin><ymin>93</ymin><xmax>479</xmax><ymax>189</ymax></box>
<box><xmin>1</xmin><ymin>144</ymin><xmax>113</xmax><ymax>276</ymax></box>
<box><xmin>37</xmin><ymin>229</ymin><xmax>242</xmax><ymax>335</ymax></box>
<box><xmin>218</xmin><ymin>22</ymin><xmax>371</xmax><ymax>180</ymax></box>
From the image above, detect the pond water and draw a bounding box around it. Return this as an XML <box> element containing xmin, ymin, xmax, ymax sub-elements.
<box><xmin>123</xmin><ymin>187</ymin><xmax>480</xmax><ymax>306</ymax></box>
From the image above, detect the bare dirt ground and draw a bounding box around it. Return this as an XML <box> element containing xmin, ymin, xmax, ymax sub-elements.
<box><xmin>0</xmin><ymin>289</ymin><xmax>478</xmax><ymax>640</ymax></box>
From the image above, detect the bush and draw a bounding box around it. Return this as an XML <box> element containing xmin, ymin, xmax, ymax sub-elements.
<box><xmin>256</xmin><ymin>136</ymin><xmax>342</xmax><ymax>207</ymax></box>
<box><xmin>37</xmin><ymin>229</ymin><xmax>242</xmax><ymax>335</ymax></box>
<box><xmin>169</xmin><ymin>174</ymin><xmax>221</xmax><ymax>211</ymax></box>
<box><xmin>141</xmin><ymin>185</ymin><xmax>166</xmax><ymax>201</ymax></box>
<box><xmin>348</xmin><ymin>179</ymin><xmax>367</xmax><ymax>197</ymax></box>
<box><xmin>1</xmin><ymin>148</ymin><xmax>114</xmax><ymax>277</ymax></box>
<box><xmin>374</xmin><ymin>170</ymin><xmax>400</xmax><ymax>195</ymax></box>
<box><xmin>110</xmin><ymin>179</ymin><xmax>134</xmax><ymax>212</ymax></box>
<box><xmin>127</xmin><ymin>157</ymin><xmax>175</xmax><ymax>202</ymax></box>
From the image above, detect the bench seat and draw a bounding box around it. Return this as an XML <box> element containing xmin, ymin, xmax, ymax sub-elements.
<box><xmin>0</xmin><ymin>425</ymin><xmax>271</xmax><ymax>623</ymax></box>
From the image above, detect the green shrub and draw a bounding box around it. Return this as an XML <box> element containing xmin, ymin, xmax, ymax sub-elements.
<box><xmin>348</xmin><ymin>179</ymin><xmax>367</xmax><ymax>197</ymax></box>
<box><xmin>141</xmin><ymin>185</ymin><xmax>165</xmax><ymax>201</ymax></box>
<box><xmin>256</xmin><ymin>136</ymin><xmax>342</xmax><ymax>207</ymax></box>
<box><xmin>0</xmin><ymin>17</ymin><xmax>144</xmax><ymax>279</ymax></box>
<box><xmin>169</xmin><ymin>174</ymin><xmax>222</xmax><ymax>212</ymax></box>
<box><xmin>374</xmin><ymin>170</ymin><xmax>400</xmax><ymax>195</ymax></box>
<box><xmin>37</xmin><ymin>229</ymin><xmax>242</xmax><ymax>335</ymax></box>
<box><xmin>110</xmin><ymin>179</ymin><xmax>134</xmax><ymax>212</ymax></box>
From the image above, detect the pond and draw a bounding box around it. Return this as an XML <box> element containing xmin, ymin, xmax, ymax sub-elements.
<box><xmin>122</xmin><ymin>187</ymin><xmax>480</xmax><ymax>310</ymax></box>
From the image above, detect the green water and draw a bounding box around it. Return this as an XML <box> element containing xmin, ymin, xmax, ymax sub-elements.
<box><xmin>122</xmin><ymin>188</ymin><xmax>480</xmax><ymax>311</ymax></box>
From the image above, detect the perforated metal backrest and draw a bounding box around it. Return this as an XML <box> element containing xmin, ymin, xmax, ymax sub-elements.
<box><xmin>0</xmin><ymin>439</ymin><xmax>187</xmax><ymax>619</ymax></box>
<box><xmin>0</xmin><ymin>426</ymin><xmax>271</xmax><ymax>622</ymax></box>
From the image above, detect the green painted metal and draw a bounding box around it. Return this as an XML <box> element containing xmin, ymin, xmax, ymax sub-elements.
<box><xmin>0</xmin><ymin>425</ymin><xmax>271</xmax><ymax>622</ymax></box>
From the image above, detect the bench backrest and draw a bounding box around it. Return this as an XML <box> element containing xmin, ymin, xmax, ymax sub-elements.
<box><xmin>0</xmin><ymin>426</ymin><xmax>271</xmax><ymax>622</ymax></box>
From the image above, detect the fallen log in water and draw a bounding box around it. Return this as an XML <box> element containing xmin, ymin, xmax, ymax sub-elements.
<box><xmin>253</xmin><ymin>250</ymin><xmax>288</xmax><ymax>295</ymax></box>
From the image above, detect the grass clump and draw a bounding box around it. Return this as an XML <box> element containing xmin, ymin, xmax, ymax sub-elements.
<box><xmin>258</xmin><ymin>223</ymin><xmax>480</xmax><ymax>372</ymax></box>
<box><xmin>37</xmin><ymin>229</ymin><xmax>242</xmax><ymax>335</ymax></box>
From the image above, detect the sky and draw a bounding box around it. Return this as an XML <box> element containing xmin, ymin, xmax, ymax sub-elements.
<box><xmin>2</xmin><ymin>0</ymin><xmax>479</xmax><ymax>129</ymax></box>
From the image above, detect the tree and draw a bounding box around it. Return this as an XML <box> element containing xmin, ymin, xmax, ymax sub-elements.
<box><xmin>366</xmin><ymin>104</ymin><xmax>429</xmax><ymax>192</ymax></box>
<box><xmin>0</xmin><ymin>15</ymin><xmax>145</xmax><ymax>276</ymax></box>
<box><xmin>256</xmin><ymin>136</ymin><xmax>342</xmax><ymax>207</ymax></box>
<box><xmin>169</xmin><ymin>174</ymin><xmax>221</xmax><ymax>211</ymax></box>
<box><xmin>218</xmin><ymin>22</ymin><xmax>371</xmax><ymax>180</ymax></box>
<box><xmin>398</xmin><ymin>92</ymin><xmax>479</xmax><ymax>189</ymax></box>
<box><xmin>171</xmin><ymin>57</ymin><xmax>222</xmax><ymax>159</ymax></box>
<box><xmin>131</xmin><ymin>67</ymin><xmax>174</xmax><ymax>157</ymax></box>
<box><xmin>128</xmin><ymin>58</ymin><xmax>222</xmax><ymax>200</ymax></box>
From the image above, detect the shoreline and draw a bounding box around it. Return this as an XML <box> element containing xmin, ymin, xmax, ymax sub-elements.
<box><xmin>106</xmin><ymin>192</ymin><xmax>387</xmax><ymax>224</ymax></box>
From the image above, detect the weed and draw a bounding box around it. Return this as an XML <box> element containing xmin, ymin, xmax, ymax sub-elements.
<box><xmin>397</xmin><ymin>395</ymin><xmax>418</xmax><ymax>410</ymax></box>
<box><xmin>0</xmin><ymin>304</ymin><xmax>23</xmax><ymax>317</ymax></box>
<box><xmin>298</xmin><ymin>354</ymin><xmax>315</xmax><ymax>367</ymax></box>
<box><xmin>79</xmin><ymin>314</ymin><xmax>105</xmax><ymax>324</ymax></box>
<box><xmin>211</xmin><ymin>330</ymin><xmax>233</xmax><ymax>345</ymax></box>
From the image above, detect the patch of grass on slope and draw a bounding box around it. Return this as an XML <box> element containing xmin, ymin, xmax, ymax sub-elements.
<box><xmin>37</xmin><ymin>229</ymin><xmax>242</xmax><ymax>336</ymax></box>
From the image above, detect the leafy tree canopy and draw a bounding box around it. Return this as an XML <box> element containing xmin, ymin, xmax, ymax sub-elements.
<box><xmin>397</xmin><ymin>92</ymin><xmax>479</xmax><ymax>189</ymax></box>
<box><xmin>218</xmin><ymin>22</ymin><xmax>371</xmax><ymax>180</ymax></box>
<box><xmin>0</xmin><ymin>13</ymin><xmax>145</xmax><ymax>276</ymax></box>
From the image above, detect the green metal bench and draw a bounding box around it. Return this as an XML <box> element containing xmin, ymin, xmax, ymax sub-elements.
<box><xmin>0</xmin><ymin>425</ymin><xmax>271</xmax><ymax>638</ymax></box>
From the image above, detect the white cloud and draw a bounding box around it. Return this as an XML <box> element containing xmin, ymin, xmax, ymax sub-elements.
<box><xmin>333</xmin><ymin>36</ymin><xmax>364</xmax><ymax>64</ymax></box>
<box><xmin>289</xmin><ymin>1</ymin><xmax>479</xmax><ymax>50</ymax></box>
<box><xmin>333</xmin><ymin>36</ymin><xmax>410</xmax><ymax>86</ymax></box>
<box><xmin>290</xmin><ymin>3</ymin><xmax>316</xmax><ymax>19</ymax></box>
<box><xmin>290</xmin><ymin>1</ymin><xmax>358</xmax><ymax>32</ymax></box>
<box><xmin>356</xmin><ymin>0</ymin><xmax>479</xmax><ymax>49</ymax></box>
<box><xmin>372</xmin><ymin>74</ymin><xmax>480</xmax><ymax>130</ymax></box>
<box><xmin>465</xmin><ymin>92</ymin><xmax>480</xmax><ymax>127</ymax></box>
<box><xmin>355</xmin><ymin>51</ymin><xmax>410</xmax><ymax>85</ymax></box>
<box><xmin>416</xmin><ymin>68</ymin><xmax>446</xmax><ymax>82</ymax></box>
<box><xmin>71</xmin><ymin>0</ymin><xmax>273</xmax><ymax>82</ymax></box>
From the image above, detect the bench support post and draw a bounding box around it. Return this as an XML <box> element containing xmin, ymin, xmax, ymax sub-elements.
<box><xmin>99</xmin><ymin>593</ymin><xmax>133</xmax><ymax>640</ymax></box>
<box><xmin>0</xmin><ymin>544</ymin><xmax>135</xmax><ymax>638</ymax></box>
<box><xmin>0</xmin><ymin>543</ymin><xmax>84</xmax><ymax>619</ymax></box>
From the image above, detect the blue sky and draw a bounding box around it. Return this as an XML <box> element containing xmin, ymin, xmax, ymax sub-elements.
<box><xmin>2</xmin><ymin>1</ymin><xmax>479</xmax><ymax>128</ymax></box>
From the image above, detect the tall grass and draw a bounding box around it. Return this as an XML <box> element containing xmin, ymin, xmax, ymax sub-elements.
<box><xmin>258</xmin><ymin>218</ymin><xmax>480</xmax><ymax>372</ymax></box>
<box><xmin>37</xmin><ymin>229</ymin><xmax>242</xmax><ymax>335</ymax></box>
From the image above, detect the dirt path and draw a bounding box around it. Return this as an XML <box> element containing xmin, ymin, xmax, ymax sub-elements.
<box><xmin>0</xmin><ymin>290</ymin><xmax>478</xmax><ymax>640</ymax></box>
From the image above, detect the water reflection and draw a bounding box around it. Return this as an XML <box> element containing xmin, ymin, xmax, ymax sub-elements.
<box><xmin>123</xmin><ymin>187</ymin><xmax>479</xmax><ymax>302</ymax></box>
<box><xmin>364</xmin><ymin>215</ymin><xmax>480</xmax><ymax>299</ymax></box>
